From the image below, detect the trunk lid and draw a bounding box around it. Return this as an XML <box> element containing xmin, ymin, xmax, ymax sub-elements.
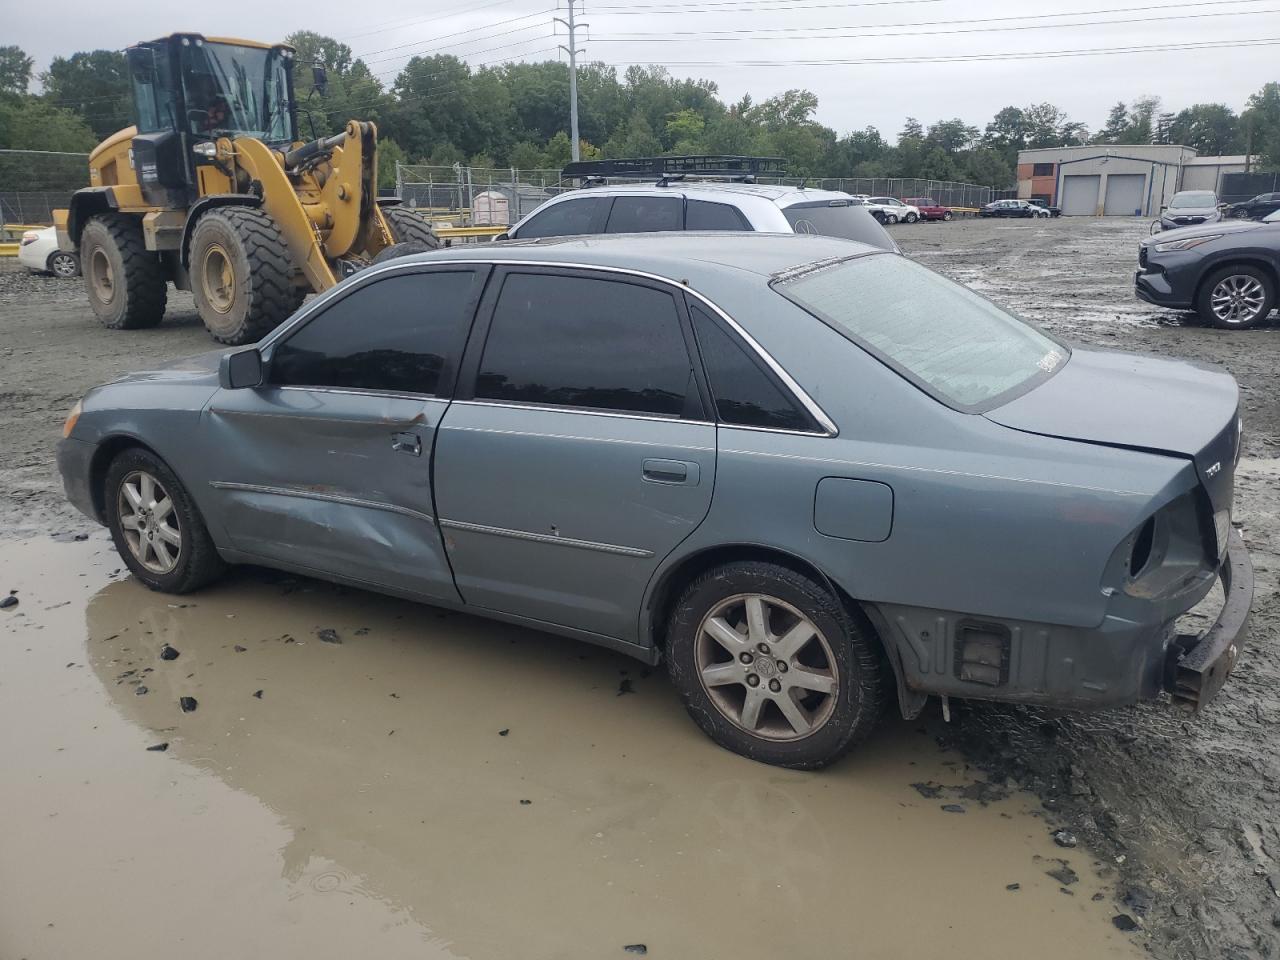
<box><xmin>986</xmin><ymin>348</ymin><xmax>1240</xmax><ymax>557</ymax></box>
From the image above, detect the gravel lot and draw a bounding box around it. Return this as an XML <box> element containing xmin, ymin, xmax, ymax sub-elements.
<box><xmin>1</xmin><ymin>218</ymin><xmax>1277</xmax><ymax>958</ymax></box>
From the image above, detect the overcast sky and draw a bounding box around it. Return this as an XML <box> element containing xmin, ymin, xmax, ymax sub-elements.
<box><xmin>8</xmin><ymin>0</ymin><xmax>1277</xmax><ymax>139</ymax></box>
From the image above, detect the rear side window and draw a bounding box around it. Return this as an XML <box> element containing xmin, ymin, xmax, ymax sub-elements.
<box><xmin>691</xmin><ymin>305</ymin><xmax>813</xmax><ymax>432</ymax></box>
<box><xmin>783</xmin><ymin>201</ymin><xmax>894</xmax><ymax>250</ymax></box>
<box><xmin>476</xmin><ymin>272</ymin><xmax>693</xmax><ymax>416</ymax></box>
<box><xmin>606</xmin><ymin>196</ymin><xmax>683</xmax><ymax>233</ymax></box>
<box><xmin>270</xmin><ymin>271</ymin><xmax>475</xmax><ymax>395</ymax></box>
<box><xmin>516</xmin><ymin>197</ymin><xmax>608</xmax><ymax>238</ymax></box>
<box><xmin>686</xmin><ymin>200</ymin><xmax>750</xmax><ymax>231</ymax></box>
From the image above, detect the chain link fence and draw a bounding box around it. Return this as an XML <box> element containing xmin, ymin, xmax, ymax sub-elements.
<box><xmin>396</xmin><ymin>165</ymin><xmax>570</xmax><ymax>225</ymax></box>
<box><xmin>0</xmin><ymin>150</ymin><xmax>91</xmax><ymax>226</ymax></box>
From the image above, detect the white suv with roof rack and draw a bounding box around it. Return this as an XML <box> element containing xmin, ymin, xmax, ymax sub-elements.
<box><xmin>501</xmin><ymin>181</ymin><xmax>896</xmax><ymax>251</ymax></box>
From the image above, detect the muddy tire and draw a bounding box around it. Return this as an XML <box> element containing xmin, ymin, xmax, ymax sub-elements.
<box><xmin>372</xmin><ymin>240</ymin><xmax>436</xmax><ymax>265</ymax></box>
<box><xmin>104</xmin><ymin>447</ymin><xmax>226</xmax><ymax>594</ymax></box>
<box><xmin>665</xmin><ymin>561</ymin><xmax>884</xmax><ymax>769</ymax></box>
<box><xmin>1196</xmin><ymin>265</ymin><xmax>1276</xmax><ymax>330</ymax></box>
<box><xmin>189</xmin><ymin>207</ymin><xmax>296</xmax><ymax>345</ymax></box>
<box><xmin>382</xmin><ymin>206</ymin><xmax>440</xmax><ymax>249</ymax></box>
<box><xmin>80</xmin><ymin>214</ymin><xmax>167</xmax><ymax>329</ymax></box>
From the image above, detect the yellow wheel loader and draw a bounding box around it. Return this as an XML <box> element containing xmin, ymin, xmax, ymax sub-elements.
<box><xmin>54</xmin><ymin>33</ymin><xmax>437</xmax><ymax>345</ymax></box>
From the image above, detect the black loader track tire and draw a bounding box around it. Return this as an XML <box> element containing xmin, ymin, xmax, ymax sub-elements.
<box><xmin>382</xmin><ymin>206</ymin><xmax>440</xmax><ymax>249</ymax></box>
<box><xmin>80</xmin><ymin>214</ymin><xmax>167</xmax><ymax>329</ymax></box>
<box><xmin>189</xmin><ymin>207</ymin><xmax>297</xmax><ymax>345</ymax></box>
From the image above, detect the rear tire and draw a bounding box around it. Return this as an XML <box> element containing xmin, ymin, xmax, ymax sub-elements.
<box><xmin>104</xmin><ymin>447</ymin><xmax>226</xmax><ymax>594</ymax></box>
<box><xmin>665</xmin><ymin>561</ymin><xmax>885</xmax><ymax>769</ymax></box>
<box><xmin>47</xmin><ymin>249</ymin><xmax>80</xmax><ymax>278</ymax></box>
<box><xmin>904</xmin><ymin>212</ymin><xmax>919</xmax><ymax>224</ymax></box>
<box><xmin>382</xmin><ymin>206</ymin><xmax>440</xmax><ymax>249</ymax></box>
<box><xmin>189</xmin><ymin>207</ymin><xmax>296</xmax><ymax>345</ymax></box>
<box><xmin>942</xmin><ymin>211</ymin><xmax>954</xmax><ymax>222</ymax></box>
<box><xmin>1197</xmin><ymin>265</ymin><xmax>1276</xmax><ymax>330</ymax></box>
<box><xmin>80</xmin><ymin>215</ymin><xmax>167</xmax><ymax>329</ymax></box>
<box><xmin>885</xmin><ymin>214</ymin><xmax>898</xmax><ymax>225</ymax></box>
<box><xmin>372</xmin><ymin>240</ymin><xmax>436</xmax><ymax>265</ymax></box>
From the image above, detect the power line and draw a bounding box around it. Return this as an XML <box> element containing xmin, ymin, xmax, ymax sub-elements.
<box><xmin>343</xmin><ymin>0</ymin><xmax>534</xmax><ymax>43</ymax></box>
<box><xmin>599</xmin><ymin>35</ymin><xmax>1280</xmax><ymax>66</ymax></box>
<box><xmin>351</xmin><ymin>8</ymin><xmax>555</xmax><ymax>62</ymax></box>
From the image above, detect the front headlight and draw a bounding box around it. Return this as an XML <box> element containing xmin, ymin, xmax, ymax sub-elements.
<box><xmin>1153</xmin><ymin>234</ymin><xmax>1222</xmax><ymax>253</ymax></box>
<box><xmin>62</xmin><ymin>399</ymin><xmax>82</xmax><ymax>438</ymax></box>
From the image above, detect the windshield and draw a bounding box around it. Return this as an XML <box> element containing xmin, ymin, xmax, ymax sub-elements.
<box><xmin>1170</xmin><ymin>192</ymin><xmax>1217</xmax><ymax>209</ymax></box>
<box><xmin>181</xmin><ymin>41</ymin><xmax>293</xmax><ymax>142</ymax></box>
<box><xmin>774</xmin><ymin>254</ymin><xmax>1067</xmax><ymax>410</ymax></box>
<box><xmin>783</xmin><ymin>201</ymin><xmax>894</xmax><ymax>251</ymax></box>
<box><xmin>1265</xmin><ymin>210</ymin><xmax>1280</xmax><ymax>223</ymax></box>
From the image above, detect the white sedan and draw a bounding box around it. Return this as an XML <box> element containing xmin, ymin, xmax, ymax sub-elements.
<box><xmin>868</xmin><ymin>197</ymin><xmax>922</xmax><ymax>224</ymax></box>
<box><xmin>17</xmin><ymin>226</ymin><xmax>80</xmax><ymax>278</ymax></box>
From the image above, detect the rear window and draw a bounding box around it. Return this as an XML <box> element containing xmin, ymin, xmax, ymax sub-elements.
<box><xmin>774</xmin><ymin>254</ymin><xmax>1067</xmax><ymax>410</ymax></box>
<box><xmin>782</xmin><ymin>201</ymin><xmax>894</xmax><ymax>251</ymax></box>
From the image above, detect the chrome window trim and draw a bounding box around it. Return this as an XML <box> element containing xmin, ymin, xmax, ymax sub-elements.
<box><xmin>439</xmin><ymin>518</ymin><xmax>654</xmax><ymax>558</ymax></box>
<box><xmin>209</xmin><ymin>481</ymin><xmax>435</xmax><ymax>524</ymax></box>
<box><xmin>273</xmin><ymin>385</ymin><xmax>446</xmax><ymax>403</ymax></box>
<box><xmin>260</xmin><ymin>258</ymin><xmax>838</xmax><ymax>437</ymax></box>
<box><xmin>452</xmin><ymin>398</ymin><xmax>712</xmax><ymax>428</ymax></box>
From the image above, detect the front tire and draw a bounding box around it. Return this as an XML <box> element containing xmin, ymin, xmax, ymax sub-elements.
<box><xmin>665</xmin><ymin>561</ymin><xmax>885</xmax><ymax>769</ymax></box>
<box><xmin>80</xmin><ymin>215</ymin><xmax>167</xmax><ymax>329</ymax></box>
<box><xmin>382</xmin><ymin>206</ymin><xmax>440</xmax><ymax>249</ymax></box>
<box><xmin>104</xmin><ymin>448</ymin><xmax>226</xmax><ymax>594</ymax></box>
<box><xmin>904</xmin><ymin>212</ymin><xmax>919</xmax><ymax>224</ymax></box>
<box><xmin>189</xmin><ymin>207</ymin><xmax>296</xmax><ymax>345</ymax></box>
<box><xmin>885</xmin><ymin>214</ymin><xmax>898</xmax><ymax>225</ymax></box>
<box><xmin>47</xmin><ymin>249</ymin><xmax>80</xmax><ymax>278</ymax></box>
<box><xmin>1197</xmin><ymin>265</ymin><xmax>1276</xmax><ymax>330</ymax></box>
<box><xmin>942</xmin><ymin>211</ymin><xmax>954</xmax><ymax>222</ymax></box>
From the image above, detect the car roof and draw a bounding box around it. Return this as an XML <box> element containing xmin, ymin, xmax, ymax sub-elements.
<box><xmin>396</xmin><ymin>231</ymin><xmax>883</xmax><ymax>283</ymax></box>
<box><xmin>548</xmin><ymin>181</ymin><xmax>851</xmax><ymax>207</ymax></box>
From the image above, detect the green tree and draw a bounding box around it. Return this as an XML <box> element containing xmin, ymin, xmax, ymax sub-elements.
<box><xmin>1098</xmin><ymin>102</ymin><xmax>1129</xmax><ymax>143</ymax></box>
<box><xmin>0</xmin><ymin>95</ymin><xmax>97</xmax><ymax>151</ymax></box>
<box><xmin>0</xmin><ymin>45</ymin><xmax>34</xmax><ymax>95</ymax></box>
<box><xmin>377</xmin><ymin>137</ymin><xmax>406</xmax><ymax>187</ymax></box>
<box><xmin>1243</xmin><ymin>82</ymin><xmax>1280</xmax><ymax>170</ymax></box>
<box><xmin>603</xmin><ymin>111</ymin><xmax>662</xmax><ymax>158</ymax></box>
<box><xmin>1168</xmin><ymin>104</ymin><xmax>1241</xmax><ymax>154</ymax></box>
<box><xmin>41</xmin><ymin>50</ymin><xmax>130</xmax><ymax>141</ymax></box>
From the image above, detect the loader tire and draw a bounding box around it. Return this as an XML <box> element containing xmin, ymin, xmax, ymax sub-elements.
<box><xmin>81</xmin><ymin>214</ymin><xmax>167</xmax><ymax>330</ymax></box>
<box><xmin>382</xmin><ymin>206</ymin><xmax>440</xmax><ymax>249</ymax></box>
<box><xmin>189</xmin><ymin>207</ymin><xmax>296</xmax><ymax>345</ymax></box>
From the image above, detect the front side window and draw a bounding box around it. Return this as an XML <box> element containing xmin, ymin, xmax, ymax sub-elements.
<box><xmin>476</xmin><ymin>273</ymin><xmax>692</xmax><ymax>416</ymax></box>
<box><xmin>128</xmin><ymin>45</ymin><xmax>177</xmax><ymax>134</ymax></box>
<box><xmin>271</xmin><ymin>271</ymin><xmax>477</xmax><ymax>394</ymax></box>
<box><xmin>691</xmin><ymin>305</ymin><xmax>813</xmax><ymax>431</ymax></box>
<box><xmin>516</xmin><ymin>197</ymin><xmax>608</xmax><ymax>238</ymax></box>
<box><xmin>605</xmin><ymin>196</ymin><xmax>683</xmax><ymax>233</ymax></box>
<box><xmin>775</xmin><ymin>254</ymin><xmax>1067</xmax><ymax>410</ymax></box>
<box><xmin>181</xmin><ymin>42</ymin><xmax>293</xmax><ymax>141</ymax></box>
<box><xmin>686</xmin><ymin>199</ymin><xmax>750</xmax><ymax>231</ymax></box>
<box><xmin>783</xmin><ymin>201</ymin><xmax>894</xmax><ymax>251</ymax></box>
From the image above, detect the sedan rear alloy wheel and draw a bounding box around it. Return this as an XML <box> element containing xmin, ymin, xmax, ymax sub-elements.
<box><xmin>117</xmin><ymin>470</ymin><xmax>182</xmax><ymax>574</ymax></box>
<box><xmin>696</xmin><ymin>593</ymin><xmax>838</xmax><ymax>741</ymax></box>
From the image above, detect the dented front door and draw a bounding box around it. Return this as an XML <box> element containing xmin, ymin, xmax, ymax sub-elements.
<box><xmin>202</xmin><ymin>388</ymin><xmax>458</xmax><ymax>601</ymax></box>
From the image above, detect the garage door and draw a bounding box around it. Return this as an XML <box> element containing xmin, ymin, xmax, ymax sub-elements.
<box><xmin>1104</xmin><ymin>174</ymin><xmax>1146</xmax><ymax>216</ymax></box>
<box><xmin>1060</xmin><ymin>175</ymin><xmax>1101</xmax><ymax>216</ymax></box>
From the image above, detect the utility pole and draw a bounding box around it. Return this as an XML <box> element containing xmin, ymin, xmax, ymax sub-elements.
<box><xmin>556</xmin><ymin>0</ymin><xmax>587</xmax><ymax>162</ymax></box>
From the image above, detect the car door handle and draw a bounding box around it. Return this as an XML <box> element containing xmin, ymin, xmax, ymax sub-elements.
<box><xmin>391</xmin><ymin>432</ymin><xmax>421</xmax><ymax>456</ymax></box>
<box><xmin>642</xmin><ymin>459</ymin><xmax>699</xmax><ymax>485</ymax></box>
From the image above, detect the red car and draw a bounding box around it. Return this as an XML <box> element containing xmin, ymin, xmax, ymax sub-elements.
<box><xmin>904</xmin><ymin>197</ymin><xmax>954</xmax><ymax>222</ymax></box>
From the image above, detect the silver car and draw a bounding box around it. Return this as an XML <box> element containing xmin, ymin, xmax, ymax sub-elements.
<box><xmin>57</xmin><ymin>233</ymin><xmax>1253</xmax><ymax>768</ymax></box>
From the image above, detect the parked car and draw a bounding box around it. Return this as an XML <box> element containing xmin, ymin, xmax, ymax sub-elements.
<box><xmin>843</xmin><ymin>195</ymin><xmax>892</xmax><ymax>225</ymax></box>
<box><xmin>1136</xmin><ymin>208</ymin><xmax>1280</xmax><ymax>329</ymax></box>
<box><xmin>1226</xmin><ymin>192</ymin><xmax>1280</xmax><ymax>221</ymax></box>
<box><xmin>902</xmin><ymin>197</ymin><xmax>953</xmax><ymax>222</ymax></box>
<box><xmin>58</xmin><ymin>233</ymin><xmax>1251</xmax><ymax>768</ymax></box>
<box><xmin>502</xmin><ymin>181</ymin><xmax>895</xmax><ymax>250</ymax></box>
<box><xmin>1028</xmin><ymin>198</ymin><xmax>1062</xmax><ymax>217</ymax></box>
<box><xmin>979</xmin><ymin>199</ymin><xmax>1050</xmax><ymax>219</ymax></box>
<box><xmin>17</xmin><ymin>226</ymin><xmax>80</xmax><ymax>277</ymax></box>
<box><xmin>867</xmin><ymin>197</ymin><xmax>921</xmax><ymax>224</ymax></box>
<box><xmin>1155</xmin><ymin>190</ymin><xmax>1222</xmax><ymax>233</ymax></box>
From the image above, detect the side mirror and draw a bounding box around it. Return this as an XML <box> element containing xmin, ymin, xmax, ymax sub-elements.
<box><xmin>220</xmin><ymin>348</ymin><xmax>264</xmax><ymax>389</ymax></box>
<box><xmin>493</xmin><ymin>232</ymin><xmax>510</xmax><ymax>242</ymax></box>
<box><xmin>311</xmin><ymin>66</ymin><xmax>328</xmax><ymax>96</ymax></box>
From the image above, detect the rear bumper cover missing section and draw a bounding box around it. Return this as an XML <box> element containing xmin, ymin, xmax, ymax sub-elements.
<box><xmin>1164</xmin><ymin>528</ymin><xmax>1253</xmax><ymax>711</ymax></box>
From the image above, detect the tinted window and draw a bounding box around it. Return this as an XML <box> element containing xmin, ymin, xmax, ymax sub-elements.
<box><xmin>606</xmin><ymin>196</ymin><xmax>683</xmax><ymax>233</ymax></box>
<box><xmin>1032</xmin><ymin>163</ymin><xmax>1054</xmax><ymax>176</ymax></box>
<box><xmin>783</xmin><ymin>202</ymin><xmax>895</xmax><ymax>250</ymax></box>
<box><xmin>776</xmin><ymin>254</ymin><xmax>1067</xmax><ymax>410</ymax></box>
<box><xmin>271</xmin><ymin>271</ymin><xmax>475</xmax><ymax>395</ymax></box>
<box><xmin>691</xmin><ymin>305</ymin><xmax>812</xmax><ymax>431</ymax></box>
<box><xmin>477</xmin><ymin>273</ymin><xmax>692</xmax><ymax>416</ymax></box>
<box><xmin>686</xmin><ymin>200</ymin><xmax>750</xmax><ymax>231</ymax></box>
<box><xmin>517</xmin><ymin>197</ymin><xmax>608</xmax><ymax>238</ymax></box>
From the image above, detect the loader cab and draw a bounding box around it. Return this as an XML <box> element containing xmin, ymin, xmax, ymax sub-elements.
<box><xmin>125</xmin><ymin>34</ymin><xmax>298</xmax><ymax>207</ymax></box>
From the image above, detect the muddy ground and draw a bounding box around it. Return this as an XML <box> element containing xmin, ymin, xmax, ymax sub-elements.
<box><xmin>0</xmin><ymin>217</ymin><xmax>1276</xmax><ymax>958</ymax></box>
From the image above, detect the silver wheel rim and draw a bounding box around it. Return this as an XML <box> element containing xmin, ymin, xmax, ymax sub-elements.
<box><xmin>695</xmin><ymin>593</ymin><xmax>839</xmax><ymax>742</ymax></box>
<box><xmin>117</xmin><ymin>470</ymin><xmax>181</xmax><ymax>574</ymax></box>
<box><xmin>51</xmin><ymin>253</ymin><xmax>77</xmax><ymax>277</ymax></box>
<box><xmin>1210</xmin><ymin>275</ymin><xmax>1267</xmax><ymax>325</ymax></box>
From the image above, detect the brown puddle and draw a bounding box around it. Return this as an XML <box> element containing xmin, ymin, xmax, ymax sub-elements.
<box><xmin>0</xmin><ymin>536</ymin><xmax>1142</xmax><ymax>960</ymax></box>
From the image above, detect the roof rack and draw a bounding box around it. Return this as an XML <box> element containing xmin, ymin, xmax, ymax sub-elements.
<box><xmin>561</xmin><ymin>155</ymin><xmax>787</xmax><ymax>184</ymax></box>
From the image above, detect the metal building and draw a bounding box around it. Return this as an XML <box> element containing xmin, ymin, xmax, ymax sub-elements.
<box><xmin>1017</xmin><ymin>144</ymin><xmax>1197</xmax><ymax>216</ymax></box>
